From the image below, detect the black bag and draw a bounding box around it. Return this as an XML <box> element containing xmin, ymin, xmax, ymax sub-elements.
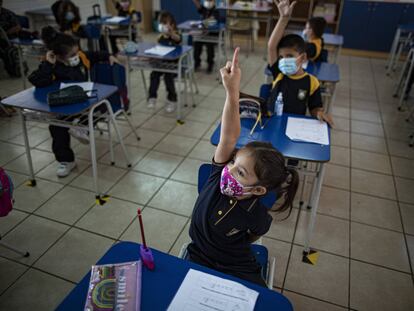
<box><xmin>47</xmin><ymin>86</ymin><xmax>96</xmax><ymax>107</ymax></box>
<box><xmin>238</xmin><ymin>92</ymin><xmax>270</xmax><ymax>135</ymax></box>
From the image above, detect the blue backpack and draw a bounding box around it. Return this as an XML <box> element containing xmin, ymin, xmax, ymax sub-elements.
<box><xmin>0</xmin><ymin>167</ymin><xmax>14</xmax><ymax>216</ymax></box>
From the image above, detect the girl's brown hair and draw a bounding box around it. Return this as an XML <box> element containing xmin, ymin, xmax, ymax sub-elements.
<box><xmin>158</xmin><ymin>11</ymin><xmax>177</xmax><ymax>30</ymax></box>
<box><xmin>242</xmin><ymin>141</ymin><xmax>299</xmax><ymax>214</ymax></box>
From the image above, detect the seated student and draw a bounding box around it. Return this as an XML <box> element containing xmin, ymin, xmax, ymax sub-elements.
<box><xmin>28</xmin><ymin>26</ymin><xmax>119</xmax><ymax>177</ymax></box>
<box><xmin>267</xmin><ymin>0</ymin><xmax>333</xmax><ymax>126</ymax></box>
<box><xmin>147</xmin><ymin>11</ymin><xmax>181</xmax><ymax>112</ymax></box>
<box><xmin>108</xmin><ymin>0</ymin><xmax>139</xmax><ymax>55</ymax></box>
<box><xmin>53</xmin><ymin>0</ymin><xmax>85</xmax><ymax>38</ymax></box>
<box><xmin>191</xmin><ymin>0</ymin><xmax>219</xmax><ymax>73</ymax></box>
<box><xmin>188</xmin><ymin>48</ymin><xmax>299</xmax><ymax>287</ymax></box>
<box><xmin>302</xmin><ymin>16</ymin><xmax>327</xmax><ymax>63</ymax></box>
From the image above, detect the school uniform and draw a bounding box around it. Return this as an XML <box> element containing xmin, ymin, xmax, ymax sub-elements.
<box><xmin>148</xmin><ymin>33</ymin><xmax>182</xmax><ymax>102</ymax></box>
<box><xmin>194</xmin><ymin>6</ymin><xmax>219</xmax><ymax>70</ymax></box>
<box><xmin>267</xmin><ymin>60</ymin><xmax>323</xmax><ymax>115</ymax></box>
<box><xmin>306</xmin><ymin>37</ymin><xmax>324</xmax><ymax>62</ymax></box>
<box><xmin>188</xmin><ymin>160</ymin><xmax>272</xmax><ymax>287</ymax></box>
<box><xmin>28</xmin><ymin>51</ymin><xmax>110</xmax><ymax>163</ymax></box>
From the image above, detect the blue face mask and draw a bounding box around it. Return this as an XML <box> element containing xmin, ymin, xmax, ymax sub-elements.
<box><xmin>65</xmin><ymin>11</ymin><xmax>75</xmax><ymax>21</ymax></box>
<box><xmin>278</xmin><ymin>57</ymin><xmax>298</xmax><ymax>76</ymax></box>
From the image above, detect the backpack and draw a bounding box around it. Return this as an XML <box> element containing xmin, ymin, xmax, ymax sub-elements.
<box><xmin>0</xmin><ymin>167</ymin><xmax>14</xmax><ymax>217</ymax></box>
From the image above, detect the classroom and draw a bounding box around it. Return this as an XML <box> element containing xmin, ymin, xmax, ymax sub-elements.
<box><xmin>0</xmin><ymin>0</ymin><xmax>413</xmax><ymax>310</ymax></box>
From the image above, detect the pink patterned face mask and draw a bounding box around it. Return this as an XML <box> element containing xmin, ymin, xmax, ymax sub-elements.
<box><xmin>220</xmin><ymin>165</ymin><xmax>253</xmax><ymax>197</ymax></box>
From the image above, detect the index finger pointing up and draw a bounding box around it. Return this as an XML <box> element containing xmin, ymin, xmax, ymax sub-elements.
<box><xmin>231</xmin><ymin>47</ymin><xmax>240</xmax><ymax>71</ymax></box>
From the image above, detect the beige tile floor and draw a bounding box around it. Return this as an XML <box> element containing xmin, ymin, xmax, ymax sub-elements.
<box><xmin>1</xmin><ymin>40</ymin><xmax>414</xmax><ymax>311</ymax></box>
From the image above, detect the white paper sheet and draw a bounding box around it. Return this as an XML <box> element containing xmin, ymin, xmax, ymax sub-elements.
<box><xmin>60</xmin><ymin>82</ymin><xmax>94</xmax><ymax>97</ymax></box>
<box><xmin>105</xmin><ymin>16</ymin><xmax>128</xmax><ymax>23</ymax></box>
<box><xmin>144</xmin><ymin>45</ymin><xmax>176</xmax><ymax>56</ymax></box>
<box><xmin>286</xmin><ymin>117</ymin><xmax>330</xmax><ymax>145</ymax></box>
<box><xmin>167</xmin><ymin>269</ymin><xmax>259</xmax><ymax>311</ymax></box>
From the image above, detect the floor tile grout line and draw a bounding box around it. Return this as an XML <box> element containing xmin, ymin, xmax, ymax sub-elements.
<box><xmin>347</xmin><ymin>55</ymin><xmax>352</xmax><ymax>311</ymax></box>
<box><xmin>282</xmin><ymin>289</ymin><xmax>350</xmax><ymax>310</ymax></box>
<box><xmin>370</xmin><ymin>58</ymin><xmax>414</xmax><ymax>285</ymax></box>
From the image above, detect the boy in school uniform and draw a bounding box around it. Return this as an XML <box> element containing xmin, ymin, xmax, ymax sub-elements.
<box><xmin>302</xmin><ymin>17</ymin><xmax>327</xmax><ymax>62</ymax></box>
<box><xmin>192</xmin><ymin>0</ymin><xmax>219</xmax><ymax>73</ymax></box>
<box><xmin>267</xmin><ymin>0</ymin><xmax>333</xmax><ymax>126</ymax></box>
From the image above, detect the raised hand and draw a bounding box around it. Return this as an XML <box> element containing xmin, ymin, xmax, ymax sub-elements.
<box><xmin>220</xmin><ymin>47</ymin><xmax>241</xmax><ymax>95</ymax></box>
<box><xmin>274</xmin><ymin>0</ymin><xmax>297</xmax><ymax>18</ymax></box>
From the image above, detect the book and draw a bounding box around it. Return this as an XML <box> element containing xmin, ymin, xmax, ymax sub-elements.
<box><xmin>84</xmin><ymin>260</ymin><xmax>142</xmax><ymax>311</ymax></box>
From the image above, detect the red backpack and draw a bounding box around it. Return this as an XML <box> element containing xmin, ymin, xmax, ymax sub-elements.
<box><xmin>0</xmin><ymin>167</ymin><xmax>14</xmax><ymax>216</ymax></box>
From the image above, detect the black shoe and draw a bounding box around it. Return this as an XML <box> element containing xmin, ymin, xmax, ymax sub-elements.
<box><xmin>207</xmin><ymin>64</ymin><xmax>214</xmax><ymax>74</ymax></box>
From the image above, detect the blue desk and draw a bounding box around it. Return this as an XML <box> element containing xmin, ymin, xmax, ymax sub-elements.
<box><xmin>211</xmin><ymin>114</ymin><xmax>330</xmax><ymax>257</ymax></box>
<box><xmin>124</xmin><ymin>42</ymin><xmax>196</xmax><ymax>123</ymax></box>
<box><xmin>56</xmin><ymin>242</ymin><xmax>293</xmax><ymax>311</ymax></box>
<box><xmin>211</xmin><ymin>114</ymin><xmax>330</xmax><ymax>162</ymax></box>
<box><xmin>1</xmin><ymin>83</ymin><xmax>131</xmax><ymax>202</ymax></box>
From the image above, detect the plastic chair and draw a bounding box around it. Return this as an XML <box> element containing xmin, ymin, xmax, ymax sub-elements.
<box><xmin>83</xmin><ymin>24</ymin><xmax>102</xmax><ymax>52</ymax></box>
<box><xmin>16</xmin><ymin>15</ymin><xmax>30</xmax><ymax>29</ymax></box>
<box><xmin>179</xmin><ymin>163</ymin><xmax>276</xmax><ymax>289</ymax></box>
<box><xmin>90</xmin><ymin>63</ymin><xmax>140</xmax><ymax>164</ymax></box>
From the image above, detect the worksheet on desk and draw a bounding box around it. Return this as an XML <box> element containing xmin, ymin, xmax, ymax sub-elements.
<box><xmin>286</xmin><ymin>117</ymin><xmax>330</xmax><ymax>145</ymax></box>
<box><xmin>105</xmin><ymin>16</ymin><xmax>128</xmax><ymax>23</ymax></box>
<box><xmin>167</xmin><ymin>269</ymin><xmax>259</xmax><ymax>311</ymax></box>
<box><xmin>144</xmin><ymin>45</ymin><xmax>176</xmax><ymax>56</ymax></box>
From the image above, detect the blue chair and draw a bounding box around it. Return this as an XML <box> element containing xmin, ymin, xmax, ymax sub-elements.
<box><xmin>83</xmin><ymin>24</ymin><xmax>102</xmax><ymax>52</ymax></box>
<box><xmin>16</xmin><ymin>15</ymin><xmax>30</xmax><ymax>29</ymax></box>
<box><xmin>179</xmin><ymin>163</ymin><xmax>276</xmax><ymax>289</ymax></box>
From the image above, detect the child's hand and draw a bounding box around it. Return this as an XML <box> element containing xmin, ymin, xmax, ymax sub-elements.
<box><xmin>109</xmin><ymin>55</ymin><xmax>121</xmax><ymax>65</ymax></box>
<box><xmin>220</xmin><ymin>47</ymin><xmax>241</xmax><ymax>96</ymax></box>
<box><xmin>274</xmin><ymin>0</ymin><xmax>297</xmax><ymax>18</ymax></box>
<box><xmin>316</xmin><ymin>110</ymin><xmax>334</xmax><ymax>128</ymax></box>
<box><xmin>46</xmin><ymin>51</ymin><xmax>56</xmax><ymax>65</ymax></box>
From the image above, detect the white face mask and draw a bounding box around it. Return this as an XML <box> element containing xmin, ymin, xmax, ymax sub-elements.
<box><xmin>67</xmin><ymin>54</ymin><xmax>80</xmax><ymax>67</ymax></box>
<box><xmin>158</xmin><ymin>23</ymin><xmax>169</xmax><ymax>34</ymax></box>
<box><xmin>203</xmin><ymin>1</ymin><xmax>214</xmax><ymax>9</ymax></box>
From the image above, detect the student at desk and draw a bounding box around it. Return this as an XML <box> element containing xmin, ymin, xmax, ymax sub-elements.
<box><xmin>188</xmin><ymin>48</ymin><xmax>299</xmax><ymax>287</ymax></box>
<box><xmin>28</xmin><ymin>26</ymin><xmax>119</xmax><ymax>177</ymax></box>
<box><xmin>192</xmin><ymin>0</ymin><xmax>219</xmax><ymax>73</ymax></box>
<box><xmin>52</xmin><ymin>0</ymin><xmax>85</xmax><ymax>38</ymax></box>
<box><xmin>302</xmin><ymin>17</ymin><xmax>327</xmax><ymax>63</ymax></box>
<box><xmin>267</xmin><ymin>0</ymin><xmax>333</xmax><ymax>127</ymax></box>
<box><xmin>147</xmin><ymin>11</ymin><xmax>181</xmax><ymax>113</ymax></box>
<box><xmin>109</xmin><ymin>0</ymin><xmax>139</xmax><ymax>55</ymax></box>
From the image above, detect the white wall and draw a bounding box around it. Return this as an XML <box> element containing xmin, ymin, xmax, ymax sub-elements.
<box><xmin>3</xmin><ymin>0</ymin><xmax>108</xmax><ymax>22</ymax></box>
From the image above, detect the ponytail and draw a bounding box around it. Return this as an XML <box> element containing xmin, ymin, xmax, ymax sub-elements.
<box><xmin>242</xmin><ymin>141</ymin><xmax>299</xmax><ymax>218</ymax></box>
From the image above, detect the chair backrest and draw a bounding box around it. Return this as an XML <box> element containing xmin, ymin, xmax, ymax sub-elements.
<box><xmin>198</xmin><ymin>164</ymin><xmax>277</xmax><ymax>209</ymax></box>
<box><xmin>320</xmin><ymin>49</ymin><xmax>329</xmax><ymax>63</ymax></box>
<box><xmin>83</xmin><ymin>24</ymin><xmax>101</xmax><ymax>40</ymax></box>
<box><xmin>90</xmin><ymin>63</ymin><xmax>127</xmax><ymax>111</ymax></box>
<box><xmin>259</xmin><ymin>84</ymin><xmax>272</xmax><ymax>101</ymax></box>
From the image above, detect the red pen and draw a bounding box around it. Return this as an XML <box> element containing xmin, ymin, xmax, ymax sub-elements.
<box><xmin>137</xmin><ymin>209</ymin><xmax>155</xmax><ymax>270</ymax></box>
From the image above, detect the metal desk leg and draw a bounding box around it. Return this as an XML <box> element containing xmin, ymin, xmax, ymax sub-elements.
<box><xmin>140</xmin><ymin>70</ymin><xmax>148</xmax><ymax>99</ymax></box>
<box><xmin>386</xmin><ymin>27</ymin><xmax>400</xmax><ymax>74</ymax></box>
<box><xmin>126</xmin><ymin>56</ymin><xmax>132</xmax><ymax>102</ymax></box>
<box><xmin>19</xmin><ymin>110</ymin><xmax>36</xmax><ymax>186</ymax></box>
<box><xmin>302</xmin><ymin>163</ymin><xmax>325</xmax><ymax>265</ymax></box>
<box><xmin>17</xmin><ymin>46</ymin><xmax>26</xmax><ymax>90</ymax></box>
<box><xmin>104</xmin><ymin>100</ymin><xmax>131</xmax><ymax>168</ymax></box>
<box><xmin>176</xmin><ymin>56</ymin><xmax>184</xmax><ymax>124</ymax></box>
<box><xmin>88</xmin><ymin>105</ymin><xmax>101</xmax><ymax>200</ymax></box>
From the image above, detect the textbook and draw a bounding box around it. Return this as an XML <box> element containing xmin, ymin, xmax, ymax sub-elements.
<box><xmin>84</xmin><ymin>260</ymin><xmax>142</xmax><ymax>311</ymax></box>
